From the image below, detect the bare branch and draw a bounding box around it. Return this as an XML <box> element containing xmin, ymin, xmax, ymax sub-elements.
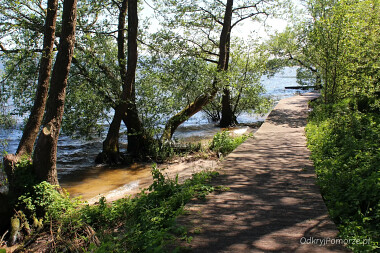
<box><xmin>75</xmin><ymin>44</ymin><xmax>119</xmax><ymax>84</ymax></box>
<box><xmin>200</xmin><ymin>29</ymin><xmax>218</xmax><ymax>47</ymax></box>
<box><xmin>202</xmin><ymin>57</ymin><xmax>218</xmax><ymax>64</ymax></box>
<box><xmin>182</xmin><ymin>37</ymin><xmax>219</xmax><ymax>57</ymax></box>
<box><xmin>20</xmin><ymin>2</ymin><xmax>46</xmax><ymax>18</ymax></box>
<box><xmin>71</xmin><ymin>56</ymin><xmax>116</xmax><ymax>107</ymax></box>
<box><xmin>215</xmin><ymin>0</ymin><xmax>226</xmax><ymax>7</ymax></box>
<box><xmin>288</xmin><ymin>53</ymin><xmax>317</xmax><ymax>73</ymax></box>
<box><xmin>198</xmin><ymin>7</ymin><xmax>224</xmax><ymax>26</ymax></box>
<box><xmin>231</xmin><ymin>11</ymin><xmax>268</xmax><ymax>28</ymax></box>
<box><xmin>0</xmin><ymin>43</ymin><xmax>56</xmax><ymax>53</ymax></box>
<box><xmin>233</xmin><ymin>5</ymin><xmax>258</xmax><ymax>12</ymax></box>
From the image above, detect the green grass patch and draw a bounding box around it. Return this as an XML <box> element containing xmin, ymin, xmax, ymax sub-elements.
<box><xmin>306</xmin><ymin>99</ymin><xmax>380</xmax><ymax>252</ymax></box>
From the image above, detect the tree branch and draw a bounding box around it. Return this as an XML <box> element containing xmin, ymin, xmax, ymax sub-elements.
<box><xmin>202</xmin><ymin>57</ymin><xmax>218</xmax><ymax>64</ymax></box>
<box><xmin>288</xmin><ymin>53</ymin><xmax>317</xmax><ymax>73</ymax></box>
<box><xmin>0</xmin><ymin>43</ymin><xmax>56</xmax><ymax>53</ymax></box>
<box><xmin>198</xmin><ymin>7</ymin><xmax>224</xmax><ymax>26</ymax></box>
<box><xmin>231</xmin><ymin>11</ymin><xmax>268</xmax><ymax>28</ymax></box>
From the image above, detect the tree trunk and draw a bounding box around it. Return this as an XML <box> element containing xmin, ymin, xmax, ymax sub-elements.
<box><xmin>124</xmin><ymin>101</ymin><xmax>146</xmax><ymax>156</ymax></box>
<box><xmin>124</xmin><ymin>0</ymin><xmax>146</xmax><ymax>155</ymax></box>
<box><xmin>33</xmin><ymin>0</ymin><xmax>78</xmax><ymax>185</ymax></box>
<box><xmin>219</xmin><ymin>20</ymin><xmax>235</xmax><ymax>127</ymax></box>
<box><xmin>16</xmin><ymin>0</ymin><xmax>59</xmax><ymax>157</ymax></box>
<box><xmin>101</xmin><ymin>0</ymin><xmax>144</xmax><ymax>162</ymax></box>
<box><xmin>4</xmin><ymin>0</ymin><xmax>58</xmax><ymax>194</ymax></box>
<box><xmin>99</xmin><ymin>104</ymin><xmax>126</xmax><ymax>164</ymax></box>
<box><xmin>99</xmin><ymin>0</ymin><xmax>128</xmax><ymax>164</ymax></box>
<box><xmin>161</xmin><ymin>92</ymin><xmax>217</xmax><ymax>142</ymax></box>
<box><xmin>219</xmin><ymin>86</ymin><xmax>237</xmax><ymax>127</ymax></box>
<box><xmin>160</xmin><ymin>0</ymin><xmax>234</xmax><ymax>142</ymax></box>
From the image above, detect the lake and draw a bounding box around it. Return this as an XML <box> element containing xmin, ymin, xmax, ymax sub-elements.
<box><xmin>0</xmin><ymin>67</ymin><xmax>312</xmax><ymax>196</ymax></box>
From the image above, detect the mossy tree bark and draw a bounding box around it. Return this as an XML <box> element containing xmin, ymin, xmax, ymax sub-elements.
<box><xmin>33</xmin><ymin>0</ymin><xmax>78</xmax><ymax>185</ymax></box>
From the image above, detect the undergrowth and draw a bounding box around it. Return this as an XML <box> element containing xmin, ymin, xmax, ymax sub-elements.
<box><xmin>10</xmin><ymin>166</ymin><xmax>219</xmax><ymax>252</ymax></box>
<box><xmin>306</xmin><ymin>99</ymin><xmax>380</xmax><ymax>252</ymax></box>
<box><xmin>5</xmin><ymin>130</ymin><xmax>251</xmax><ymax>251</ymax></box>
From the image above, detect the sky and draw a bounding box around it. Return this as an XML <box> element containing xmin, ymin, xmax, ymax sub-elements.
<box><xmin>141</xmin><ymin>0</ymin><xmax>306</xmax><ymax>42</ymax></box>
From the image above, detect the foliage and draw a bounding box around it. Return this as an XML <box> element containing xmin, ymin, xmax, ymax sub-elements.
<box><xmin>136</xmin><ymin>56</ymin><xmax>217</xmax><ymax>136</ymax></box>
<box><xmin>306</xmin><ymin>100</ymin><xmax>380</xmax><ymax>252</ymax></box>
<box><xmin>203</xmin><ymin>39</ymin><xmax>272</xmax><ymax>122</ymax></box>
<box><xmin>12</xmin><ymin>167</ymin><xmax>219</xmax><ymax>252</ymax></box>
<box><xmin>17</xmin><ymin>182</ymin><xmax>80</xmax><ymax>222</ymax></box>
<box><xmin>15</xmin><ymin>181</ymin><xmax>95</xmax><ymax>251</ymax></box>
<box><xmin>307</xmin><ymin>0</ymin><xmax>380</xmax><ymax>104</ymax></box>
<box><xmin>303</xmin><ymin>2</ymin><xmax>380</xmax><ymax>252</ymax></box>
<box><xmin>0</xmin><ymin>113</ymin><xmax>16</xmax><ymax>129</ymax></box>
<box><xmin>210</xmin><ymin>130</ymin><xmax>251</xmax><ymax>157</ymax></box>
<box><xmin>0</xmin><ymin>0</ymin><xmax>123</xmax><ymax>138</ymax></box>
<box><xmin>84</xmin><ymin>167</ymin><xmax>218</xmax><ymax>252</ymax></box>
<box><xmin>83</xmin><ymin>167</ymin><xmax>218</xmax><ymax>252</ymax></box>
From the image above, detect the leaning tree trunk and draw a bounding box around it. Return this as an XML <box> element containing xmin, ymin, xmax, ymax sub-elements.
<box><xmin>33</xmin><ymin>0</ymin><xmax>78</xmax><ymax>185</ymax></box>
<box><xmin>17</xmin><ymin>0</ymin><xmax>59</xmax><ymax>156</ymax></box>
<box><xmin>160</xmin><ymin>0</ymin><xmax>234</xmax><ymax>142</ymax></box>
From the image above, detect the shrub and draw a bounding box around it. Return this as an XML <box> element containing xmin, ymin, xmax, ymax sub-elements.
<box><xmin>210</xmin><ymin>130</ymin><xmax>251</xmax><ymax>156</ymax></box>
<box><xmin>85</xmin><ymin>166</ymin><xmax>218</xmax><ymax>252</ymax></box>
<box><xmin>306</xmin><ymin>100</ymin><xmax>380</xmax><ymax>252</ymax></box>
<box><xmin>12</xmin><ymin>165</ymin><xmax>219</xmax><ymax>252</ymax></box>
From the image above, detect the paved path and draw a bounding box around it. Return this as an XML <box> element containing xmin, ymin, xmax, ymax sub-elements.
<box><xmin>178</xmin><ymin>92</ymin><xmax>350</xmax><ymax>252</ymax></box>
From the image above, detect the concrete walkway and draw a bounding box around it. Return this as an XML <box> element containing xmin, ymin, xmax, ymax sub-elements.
<box><xmin>178</xmin><ymin>92</ymin><xmax>350</xmax><ymax>252</ymax></box>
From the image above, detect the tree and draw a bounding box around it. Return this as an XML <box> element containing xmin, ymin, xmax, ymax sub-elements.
<box><xmin>203</xmin><ymin>39</ymin><xmax>271</xmax><ymax>122</ymax></box>
<box><xmin>1</xmin><ymin>0</ymin><xmax>77</xmax><ymax>236</ymax></box>
<box><xmin>266</xmin><ymin>24</ymin><xmax>322</xmax><ymax>88</ymax></box>
<box><xmin>1</xmin><ymin>0</ymin><xmax>148</xmax><ymax>163</ymax></box>
<box><xmin>2</xmin><ymin>0</ymin><xmax>59</xmax><ymax>198</ymax></box>
<box><xmin>0</xmin><ymin>0</ymin><xmax>113</xmax><ymax>139</ymax></box>
<box><xmin>159</xmin><ymin>0</ymin><xmax>234</xmax><ymax>141</ymax></box>
<box><xmin>33</xmin><ymin>0</ymin><xmax>78</xmax><ymax>185</ymax></box>
<box><xmin>305</xmin><ymin>0</ymin><xmax>379</xmax><ymax>104</ymax></box>
<box><xmin>98</xmin><ymin>0</ymin><xmax>147</xmax><ymax>163</ymax></box>
<box><xmin>16</xmin><ymin>0</ymin><xmax>59</xmax><ymax>157</ymax></box>
<box><xmin>153</xmin><ymin>0</ymin><xmax>278</xmax><ymax>132</ymax></box>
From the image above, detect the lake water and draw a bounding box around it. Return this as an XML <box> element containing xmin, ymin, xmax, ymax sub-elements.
<box><xmin>0</xmin><ymin>67</ymin><xmax>312</xmax><ymax>197</ymax></box>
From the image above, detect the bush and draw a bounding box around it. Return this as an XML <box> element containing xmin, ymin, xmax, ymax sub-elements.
<box><xmin>210</xmin><ymin>130</ymin><xmax>251</xmax><ymax>156</ymax></box>
<box><xmin>13</xmin><ymin>167</ymin><xmax>219</xmax><ymax>252</ymax></box>
<box><xmin>84</xmin><ymin>166</ymin><xmax>218</xmax><ymax>252</ymax></box>
<box><xmin>306</xmin><ymin>100</ymin><xmax>380</xmax><ymax>252</ymax></box>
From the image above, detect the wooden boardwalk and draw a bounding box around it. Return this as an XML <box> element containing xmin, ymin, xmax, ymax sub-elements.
<box><xmin>178</xmin><ymin>92</ymin><xmax>350</xmax><ymax>252</ymax></box>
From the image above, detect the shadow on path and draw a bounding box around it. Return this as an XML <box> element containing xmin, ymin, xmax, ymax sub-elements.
<box><xmin>177</xmin><ymin>92</ymin><xmax>350</xmax><ymax>253</ymax></box>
